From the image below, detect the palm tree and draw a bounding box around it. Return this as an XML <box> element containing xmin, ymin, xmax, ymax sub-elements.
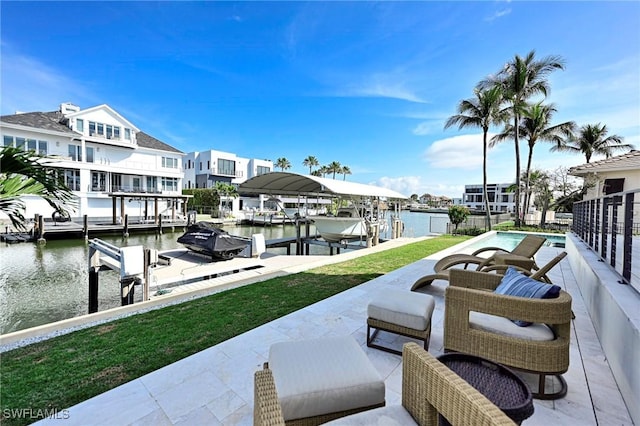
<box><xmin>552</xmin><ymin>123</ymin><xmax>633</xmax><ymax>163</ymax></box>
<box><xmin>327</xmin><ymin>161</ymin><xmax>342</xmax><ymax>179</ymax></box>
<box><xmin>483</xmin><ymin>50</ymin><xmax>565</xmax><ymax>226</ymax></box>
<box><xmin>302</xmin><ymin>156</ymin><xmax>319</xmax><ymax>174</ymax></box>
<box><xmin>275</xmin><ymin>157</ymin><xmax>291</xmax><ymax>171</ymax></box>
<box><xmin>445</xmin><ymin>86</ymin><xmax>507</xmax><ymax>230</ymax></box>
<box><xmin>340</xmin><ymin>165</ymin><xmax>352</xmax><ymax>181</ymax></box>
<box><xmin>492</xmin><ymin>102</ymin><xmax>575</xmax><ymax>215</ymax></box>
<box><xmin>0</xmin><ymin>146</ymin><xmax>76</xmax><ymax>230</ymax></box>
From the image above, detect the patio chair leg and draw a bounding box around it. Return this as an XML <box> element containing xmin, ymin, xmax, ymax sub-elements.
<box><xmin>534</xmin><ymin>374</ymin><xmax>568</xmax><ymax>400</ymax></box>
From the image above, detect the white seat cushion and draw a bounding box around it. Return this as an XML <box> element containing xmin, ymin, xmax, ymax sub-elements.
<box><xmin>324</xmin><ymin>405</ymin><xmax>417</xmax><ymax>425</ymax></box>
<box><xmin>470</xmin><ymin>312</ymin><xmax>555</xmax><ymax>341</ymax></box>
<box><xmin>368</xmin><ymin>288</ymin><xmax>435</xmax><ymax>331</ymax></box>
<box><xmin>269</xmin><ymin>335</ymin><xmax>385</xmax><ymax>421</ymax></box>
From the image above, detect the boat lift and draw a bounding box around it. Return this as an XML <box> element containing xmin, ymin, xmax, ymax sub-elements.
<box><xmin>87</xmin><ymin>239</ymin><xmax>156</xmax><ymax>313</ymax></box>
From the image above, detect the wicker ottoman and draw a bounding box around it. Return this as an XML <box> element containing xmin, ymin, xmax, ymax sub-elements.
<box><xmin>367</xmin><ymin>288</ymin><xmax>435</xmax><ymax>355</ymax></box>
<box><xmin>266</xmin><ymin>335</ymin><xmax>385</xmax><ymax>425</ymax></box>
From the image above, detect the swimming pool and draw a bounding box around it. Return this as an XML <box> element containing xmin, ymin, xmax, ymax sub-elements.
<box><xmin>465</xmin><ymin>231</ymin><xmax>566</xmax><ymax>253</ymax></box>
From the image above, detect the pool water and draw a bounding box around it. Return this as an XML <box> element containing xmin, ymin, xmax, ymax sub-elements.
<box><xmin>466</xmin><ymin>232</ymin><xmax>566</xmax><ymax>253</ymax></box>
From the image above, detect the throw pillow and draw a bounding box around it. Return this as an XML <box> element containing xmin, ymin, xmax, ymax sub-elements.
<box><xmin>495</xmin><ymin>266</ymin><xmax>562</xmax><ymax>326</ymax></box>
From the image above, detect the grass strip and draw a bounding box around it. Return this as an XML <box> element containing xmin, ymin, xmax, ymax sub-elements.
<box><xmin>0</xmin><ymin>235</ymin><xmax>468</xmax><ymax>425</ymax></box>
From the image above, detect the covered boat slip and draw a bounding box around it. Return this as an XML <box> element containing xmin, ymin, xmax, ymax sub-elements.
<box><xmin>239</xmin><ymin>172</ymin><xmax>408</xmax><ymax>244</ymax></box>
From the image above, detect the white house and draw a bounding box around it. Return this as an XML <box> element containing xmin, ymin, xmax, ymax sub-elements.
<box><xmin>183</xmin><ymin>150</ymin><xmax>273</xmax><ymax>214</ymax></box>
<box><xmin>462</xmin><ymin>183</ymin><xmax>516</xmax><ymax>213</ymax></box>
<box><xmin>569</xmin><ymin>150</ymin><xmax>640</xmax><ymax>198</ymax></box>
<box><xmin>1</xmin><ymin>103</ymin><xmax>186</xmax><ymax>222</ymax></box>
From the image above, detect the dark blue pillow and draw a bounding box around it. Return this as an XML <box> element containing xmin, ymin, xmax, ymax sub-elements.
<box><xmin>495</xmin><ymin>267</ymin><xmax>562</xmax><ymax>326</ymax></box>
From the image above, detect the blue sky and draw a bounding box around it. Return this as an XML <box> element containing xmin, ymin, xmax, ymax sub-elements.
<box><xmin>1</xmin><ymin>1</ymin><xmax>639</xmax><ymax>198</ymax></box>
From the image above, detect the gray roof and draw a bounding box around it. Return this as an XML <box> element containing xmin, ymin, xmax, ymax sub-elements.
<box><xmin>569</xmin><ymin>150</ymin><xmax>640</xmax><ymax>176</ymax></box>
<box><xmin>1</xmin><ymin>110</ymin><xmax>183</xmax><ymax>155</ymax></box>
<box><xmin>136</xmin><ymin>131</ymin><xmax>183</xmax><ymax>154</ymax></box>
<box><xmin>0</xmin><ymin>111</ymin><xmax>78</xmax><ymax>135</ymax></box>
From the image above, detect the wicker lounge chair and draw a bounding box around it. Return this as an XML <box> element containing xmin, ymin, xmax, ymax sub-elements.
<box><xmin>411</xmin><ymin>234</ymin><xmax>548</xmax><ymax>291</ymax></box>
<box><xmin>254</xmin><ymin>342</ymin><xmax>516</xmax><ymax>426</ymax></box>
<box><xmin>444</xmin><ymin>268</ymin><xmax>573</xmax><ymax>400</ymax></box>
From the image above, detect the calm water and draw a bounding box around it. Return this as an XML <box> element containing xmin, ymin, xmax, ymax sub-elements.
<box><xmin>0</xmin><ymin>212</ymin><xmax>563</xmax><ymax>334</ymax></box>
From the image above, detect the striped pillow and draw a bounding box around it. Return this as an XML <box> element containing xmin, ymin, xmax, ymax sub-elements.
<box><xmin>495</xmin><ymin>267</ymin><xmax>561</xmax><ymax>326</ymax></box>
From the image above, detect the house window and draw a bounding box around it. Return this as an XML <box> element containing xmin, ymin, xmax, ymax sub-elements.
<box><xmin>106</xmin><ymin>125</ymin><xmax>113</xmax><ymax>139</ymax></box>
<box><xmin>15</xmin><ymin>137</ymin><xmax>25</xmax><ymax>149</ymax></box>
<box><xmin>97</xmin><ymin>123</ymin><xmax>104</xmax><ymax>136</ymax></box>
<box><xmin>76</xmin><ymin>119</ymin><xmax>84</xmax><ymax>132</ymax></box>
<box><xmin>3</xmin><ymin>136</ymin><xmax>13</xmax><ymax>147</ymax></box>
<box><xmin>62</xmin><ymin>170</ymin><xmax>81</xmax><ymax>191</ymax></box>
<box><xmin>89</xmin><ymin>121</ymin><xmax>96</xmax><ymax>136</ymax></box>
<box><xmin>146</xmin><ymin>176</ymin><xmax>157</xmax><ymax>193</ymax></box>
<box><xmin>68</xmin><ymin>144</ymin><xmax>82</xmax><ymax>161</ymax></box>
<box><xmin>257</xmin><ymin>166</ymin><xmax>270</xmax><ymax>175</ymax></box>
<box><xmin>199</xmin><ymin>162</ymin><xmax>202</xmax><ymax>171</ymax></box>
<box><xmin>218</xmin><ymin>159</ymin><xmax>236</xmax><ymax>176</ymax></box>
<box><xmin>91</xmin><ymin>172</ymin><xmax>106</xmax><ymax>191</ymax></box>
<box><xmin>161</xmin><ymin>177</ymin><xmax>178</xmax><ymax>192</ymax></box>
<box><xmin>162</xmin><ymin>157</ymin><xmax>178</xmax><ymax>169</ymax></box>
<box><xmin>124</xmin><ymin>128</ymin><xmax>131</xmax><ymax>140</ymax></box>
<box><xmin>603</xmin><ymin>178</ymin><xmax>625</xmax><ymax>195</ymax></box>
<box><xmin>114</xmin><ymin>127</ymin><xmax>120</xmax><ymax>140</ymax></box>
<box><xmin>111</xmin><ymin>174</ymin><xmax>122</xmax><ymax>192</ymax></box>
<box><xmin>86</xmin><ymin>147</ymin><xmax>94</xmax><ymax>163</ymax></box>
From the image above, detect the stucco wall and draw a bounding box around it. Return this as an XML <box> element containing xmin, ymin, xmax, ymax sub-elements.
<box><xmin>566</xmin><ymin>234</ymin><xmax>640</xmax><ymax>424</ymax></box>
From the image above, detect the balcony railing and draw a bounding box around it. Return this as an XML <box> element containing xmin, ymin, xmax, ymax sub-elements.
<box><xmin>573</xmin><ymin>189</ymin><xmax>640</xmax><ymax>293</ymax></box>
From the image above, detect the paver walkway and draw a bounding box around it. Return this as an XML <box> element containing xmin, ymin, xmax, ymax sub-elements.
<box><xmin>36</xmin><ymin>243</ymin><xmax>633</xmax><ymax>425</ymax></box>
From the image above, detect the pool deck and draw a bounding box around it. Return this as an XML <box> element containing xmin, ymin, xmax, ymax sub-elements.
<box><xmin>33</xmin><ymin>240</ymin><xmax>634</xmax><ymax>425</ymax></box>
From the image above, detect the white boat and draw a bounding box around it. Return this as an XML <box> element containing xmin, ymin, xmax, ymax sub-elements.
<box><xmin>310</xmin><ymin>207</ymin><xmax>385</xmax><ymax>243</ymax></box>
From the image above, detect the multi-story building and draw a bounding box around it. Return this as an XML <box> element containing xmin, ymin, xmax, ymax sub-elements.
<box><xmin>1</xmin><ymin>103</ymin><xmax>186</xmax><ymax>222</ymax></box>
<box><xmin>463</xmin><ymin>183</ymin><xmax>516</xmax><ymax>213</ymax></box>
<box><xmin>183</xmin><ymin>150</ymin><xmax>272</xmax><ymax>213</ymax></box>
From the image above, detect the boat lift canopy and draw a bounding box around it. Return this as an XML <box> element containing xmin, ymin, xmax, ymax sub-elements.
<box><xmin>238</xmin><ymin>172</ymin><xmax>408</xmax><ymax>200</ymax></box>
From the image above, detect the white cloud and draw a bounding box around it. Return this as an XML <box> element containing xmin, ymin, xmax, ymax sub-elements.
<box><xmin>0</xmin><ymin>46</ymin><xmax>95</xmax><ymax>114</ymax></box>
<box><xmin>485</xmin><ymin>8</ymin><xmax>512</xmax><ymax>22</ymax></box>
<box><xmin>413</xmin><ymin>120</ymin><xmax>443</xmax><ymax>136</ymax></box>
<box><xmin>423</xmin><ymin>134</ymin><xmax>492</xmax><ymax>169</ymax></box>
<box><xmin>342</xmin><ymin>80</ymin><xmax>427</xmax><ymax>103</ymax></box>
<box><xmin>375</xmin><ymin>176</ymin><xmax>422</xmax><ymax>197</ymax></box>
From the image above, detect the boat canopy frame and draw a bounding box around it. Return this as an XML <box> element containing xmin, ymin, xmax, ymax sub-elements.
<box><xmin>238</xmin><ymin>172</ymin><xmax>408</xmax><ymax>200</ymax></box>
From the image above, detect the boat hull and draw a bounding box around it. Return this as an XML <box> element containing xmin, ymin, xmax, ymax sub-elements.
<box><xmin>309</xmin><ymin>216</ymin><xmax>367</xmax><ymax>243</ymax></box>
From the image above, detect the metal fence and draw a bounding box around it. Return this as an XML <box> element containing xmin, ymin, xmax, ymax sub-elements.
<box><xmin>572</xmin><ymin>189</ymin><xmax>639</xmax><ymax>293</ymax></box>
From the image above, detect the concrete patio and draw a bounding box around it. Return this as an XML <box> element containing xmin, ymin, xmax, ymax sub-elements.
<box><xmin>35</xmin><ymin>240</ymin><xmax>634</xmax><ymax>425</ymax></box>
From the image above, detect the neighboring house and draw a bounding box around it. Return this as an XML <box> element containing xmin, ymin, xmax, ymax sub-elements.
<box><xmin>463</xmin><ymin>183</ymin><xmax>516</xmax><ymax>213</ymax></box>
<box><xmin>569</xmin><ymin>150</ymin><xmax>640</xmax><ymax>199</ymax></box>
<box><xmin>1</xmin><ymin>103</ymin><xmax>185</xmax><ymax>222</ymax></box>
<box><xmin>183</xmin><ymin>150</ymin><xmax>273</xmax><ymax>214</ymax></box>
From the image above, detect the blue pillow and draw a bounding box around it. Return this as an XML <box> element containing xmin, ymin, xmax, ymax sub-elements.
<box><xmin>495</xmin><ymin>267</ymin><xmax>562</xmax><ymax>326</ymax></box>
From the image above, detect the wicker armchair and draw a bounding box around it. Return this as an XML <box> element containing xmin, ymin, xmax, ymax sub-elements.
<box><xmin>254</xmin><ymin>342</ymin><xmax>516</xmax><ymax>426</ymax></box>
<box><xmin>444</xmin><ymin>269</ymin><xmax>573</xmax><ymax>400</ymax></box>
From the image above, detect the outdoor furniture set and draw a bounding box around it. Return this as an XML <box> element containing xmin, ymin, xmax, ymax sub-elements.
<box><xmin>254</xmin><ymin>235</ymin><xmax>571</xmax><ymax>424</ymax></box>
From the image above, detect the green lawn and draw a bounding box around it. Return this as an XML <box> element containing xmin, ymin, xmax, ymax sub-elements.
<box><xmin>0</xmin><ymin>235</ymin><xmax>469</xmax><ymax>425</ymax></box>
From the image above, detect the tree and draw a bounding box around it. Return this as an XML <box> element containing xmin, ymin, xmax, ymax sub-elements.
<box><xmin>484</xmin><ymin>50</ymin><xmax>565</xmax><ymax>227</ymax></box>
<box><xmin>302</xmin><ymin>156</ymin><xmax>319</xmax><ymax>174</ymax></box>
<box><xmin>528</xmin><ymin>169</ymin><xmax>553</xmax><ymax>227</ymax></box>
<box><xmin>214</xmin><ymin>181</ymin><xmax>238</xmax><ymax>216</ymax></box>
<box><xmin>445</xmin><ymin>86</ymin><xmax>507</xmax><ymax>231</ymax></box>
<box><xmin>0</xmin><ymin>146</ymin><xmax>76</xmax><ymax>230</ymax></box>
<box><xmin>340</xmin><ymin>165</ymin><xmax>352</xmax><ymax>181</ymax></box>
<box><xmin>327</xmin><ymin>161</ymin><xmax>342</xmax><ymax>179</ymax></box>
<box><xmin>275</xmin><ymin>157</ymin><xmax>291</xmax><ymax>171</ymax></box>
<box><xmin>552</xmin><ymin>123</ymin><xmax>633</xmax><ymax>163</ymax></box>
<box><xmin>492</xmin><ymin>102</ymin><xmax>575</xmax><ymax>215</ymax></box>
<box><xmin>448</xmin><ymin>205</ymin><xmax>470</xmax><ymax>234</ymax></box>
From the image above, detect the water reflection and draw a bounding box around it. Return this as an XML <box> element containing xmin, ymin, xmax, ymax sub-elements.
<box><xmin>0</xmin><ymin>212</ymin><xmax>436</xmax><ymax>334</ymax></box>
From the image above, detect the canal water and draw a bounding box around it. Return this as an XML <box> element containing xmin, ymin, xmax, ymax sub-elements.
<box><xmin>0</xmin><ymin>211</ymin><xmax>444</xmax><ymax>334</ymax></box>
